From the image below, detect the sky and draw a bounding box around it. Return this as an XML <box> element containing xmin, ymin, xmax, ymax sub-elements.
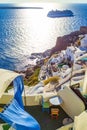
<box><xmin>0</xmin><ymin>0</ymin><xmax>87</xmax><ymax>3</ymax></box>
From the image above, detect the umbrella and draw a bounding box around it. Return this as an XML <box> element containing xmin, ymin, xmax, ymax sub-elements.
<box><xmin>74</xmin><ymin>110</ymin><xmax>87</xmax><ymax>130</ymax></box>
<box><xmin>49</xmin><ymin>96</ymin><xmax>63</xmax><ymax>105</ymax></box>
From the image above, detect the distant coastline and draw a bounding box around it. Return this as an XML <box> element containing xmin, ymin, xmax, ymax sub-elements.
<box><xmin>0</xmin><ymin>7</ymin><xmax>43</xmax><ymax>9</ymax></box>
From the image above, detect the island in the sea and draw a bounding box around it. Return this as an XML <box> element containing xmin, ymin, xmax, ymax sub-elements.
<box><xmin>47</xmin><ymin>9</ymin><xmax>74</xmax><ymax>18</ymax></box>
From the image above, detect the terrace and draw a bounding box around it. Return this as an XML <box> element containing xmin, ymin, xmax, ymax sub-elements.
<box><xmin>0</xmin><ymin>105</ymin><xmax>72</xmax><ymax>130</ymax></box>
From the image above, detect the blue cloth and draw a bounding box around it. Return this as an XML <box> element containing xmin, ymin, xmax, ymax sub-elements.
<box><xmin>0</xmin><ymin>76</ymin><xmax>40</xmax><ymax>130</ymax></box>
<box><xmin>0</xmin><ymin>99</ymin><xmax>40</xmax><ymax>130</ymax></box>
<box><xmin>13</xmin><ymin>76</ymin><xmax>24</xmax><ymax>109</ymax></box>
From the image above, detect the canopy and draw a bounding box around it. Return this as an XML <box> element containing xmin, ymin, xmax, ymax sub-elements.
<box><xmin>0</xmin><ymin>69</ymin><xmax>21</xmax><ymax>98</ymax></box>
<box><xmin>0</xmin><ymin>69</ymin><xmax>40</xmax><ymax>130</ymax></box>
<box><xmin>74</xmin><ymin>110</ymin><xmax>87</xmax><ymax>130</ymax></box>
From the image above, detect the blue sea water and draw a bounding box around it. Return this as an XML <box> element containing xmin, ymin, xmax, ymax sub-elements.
<box><xmin>0</xmin><ymin>3</ymin><xmax>87</xmax><ymax>71</ymax></box>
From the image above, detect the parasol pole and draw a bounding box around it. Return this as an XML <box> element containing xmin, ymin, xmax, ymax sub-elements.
<box><xmin>23</xmin><ymin>84</ymin><xmax>26</xmax><ymax>106</ymax></box>
<box><xmin>70</xmin><ymin>62</ymin><xmax>74</xmax><ymax>87</ymax></box>
<box><xmin>69</xmin><ymin>47</ymin><xmax>75</xmax><ymax>87</ymax></box>
<box><xmin>82</xmin><ymin>68</ymin><xmax>87</xmax><ymax>95</ymax></box>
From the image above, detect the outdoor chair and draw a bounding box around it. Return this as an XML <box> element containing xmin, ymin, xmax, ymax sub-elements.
<box><xmin>51</xmin><ymin>108</ymin><xmax>59</xmax><ymax>119</ymax></box>
<box><xmin>2</xmin><ymin>124</ymin><xmax>11</xmax><ymax>130</ymax></box>
<box><xmin>41</xmin><ymin>98</ymin><xmax>50</xmax><ymax>113</ymax></box>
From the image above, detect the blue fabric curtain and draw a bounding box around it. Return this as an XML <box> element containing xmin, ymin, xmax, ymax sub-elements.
<box><xmin>0</xmin><ymin>99</ymin><xmax>40</xmax><ymax>130</ymax></box>
<box><xmin>13</xmin><ymin>76</ymin><xmax>24</xmax><ymax>109</ymax></box>
<box><xmin>0</xmin><ymin>76</ymin><xmax>40</xmax><ymax>130</ymax></box>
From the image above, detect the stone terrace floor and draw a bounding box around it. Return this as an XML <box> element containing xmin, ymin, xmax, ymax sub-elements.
<box><xmin>0</xmin><ymin>105</ymin><xmax>72</xmax><ymax>130</ymax></box>
<box><xmin>25</xmin><ymin>105</ymin><xmax>72</xmax><ymax>130</ymax></box>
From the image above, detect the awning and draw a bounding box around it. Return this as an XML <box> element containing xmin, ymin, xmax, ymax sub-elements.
<box><xmin>49</xmin><ymin>96</ymin><xmax>63</xmax><ymax>105</ymax></box>
<box><xmin>74</xmin><ymin>110</ymin><xmax>87</xmax><ymax>130</ymax></box>
<box><xmin>0</xmin><ymin>69</ymin><xmax>21</xmax><ymax>98</ymax></box>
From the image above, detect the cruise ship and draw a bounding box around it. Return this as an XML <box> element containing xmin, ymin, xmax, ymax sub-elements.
<box><xmin>47</xmin><ymin>9</ymin><xmax>74</xmax><ymax>18</ymax></box>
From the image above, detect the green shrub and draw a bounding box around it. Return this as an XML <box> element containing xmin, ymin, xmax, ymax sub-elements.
<box><xmin>34</xmin><ymin>68</ymin><xmax>40</xmax><ymax>76</ymax></box>
<box><xmin>24</xmin><ymin>78</ymin><xmax>29</xmax><ymax>86</ymax></box>
<box><xmin>26</xmin><ymin>67</ymin><xmax>41</xmax><ymax>86</ymax></box>
<box><xmin>43</xmin><ymin>76</ymin><xmax>60</xmax><ymax>85</ymax></box>
<box><xmin>28</xmin><ymin>76</ymin><xmax>38</xmax><ymax>86</ymax></box>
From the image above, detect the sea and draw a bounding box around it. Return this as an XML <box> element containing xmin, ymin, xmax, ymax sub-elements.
<box><xmin>0</xmin><ymin>3</ymin><xmax>87</xmax><ymax>71</ymax></box>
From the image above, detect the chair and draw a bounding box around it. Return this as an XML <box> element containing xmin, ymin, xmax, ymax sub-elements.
<box><xmin>51</xmin><ymin>108</ymin><xmax>59</xmax><ymax>119</ymax></box>
<box><xmin>42</xmin><ymin>98</ymin><xmax>50</xmax><ymax>113</ymax></box>
<box><xmin>2</xmin><ymin>124</ymin><xmax>10</xmax><ymax>130</ymax></box>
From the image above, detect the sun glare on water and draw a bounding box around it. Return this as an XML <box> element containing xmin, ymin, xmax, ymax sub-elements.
<box><xmin>14</xmin><ymin>3</ymin><xmax>68</xmax><ymax>55</ymax></box>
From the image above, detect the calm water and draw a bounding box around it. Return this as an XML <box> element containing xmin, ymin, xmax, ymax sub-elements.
<box><xmin>0</xmin><ymin>3</ymin><xmax>87</xmax><ymax>71</ymax></box>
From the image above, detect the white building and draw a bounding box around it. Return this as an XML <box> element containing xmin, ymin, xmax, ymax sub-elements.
<box><xmin>66</xmin><ymin>46</ymin><xmax>75</xmax><ymax>62</ymax></box>
<box><xmin>74</xmin><ymin>47</ymin><xmax>85</xmax><ymax>58</ymax></box>
<box><xmin>80</xmin><ymin>34</ymin><xmax>87</xmax><ymax>48</ymax></box>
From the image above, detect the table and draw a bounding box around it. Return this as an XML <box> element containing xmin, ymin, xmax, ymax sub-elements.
<box><xmin>49</xmin><ymin>96</ymin><xmax>63</xmax><ymax>105</ymax></box>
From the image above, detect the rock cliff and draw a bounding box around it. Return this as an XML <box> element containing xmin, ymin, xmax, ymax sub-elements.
<box><xmin>50</xmin><ymin>26</ymin><xmax>87</xmax><ymax>55</ymax></box>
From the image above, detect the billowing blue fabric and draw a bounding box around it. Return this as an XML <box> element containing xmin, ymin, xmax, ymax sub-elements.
<box><xmin>0</xmin><ymin>99</ymin><xmax>40</xmax><ymax>130</ymax></box>
<box><xmin>0</xmin><ymin>76</ymin><xmax>40</xmax><ymax>130</ymax></box>
<box><xmin>13</xmin><ymin>76</ymin><xmax>24</xmax><ymax>109</ymax></box>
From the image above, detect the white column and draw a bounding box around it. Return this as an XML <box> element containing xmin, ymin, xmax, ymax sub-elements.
<box><xmin>83</xmin><ymin>69</ymin><xmax>87</xmax><ymax>95</ymax></box>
